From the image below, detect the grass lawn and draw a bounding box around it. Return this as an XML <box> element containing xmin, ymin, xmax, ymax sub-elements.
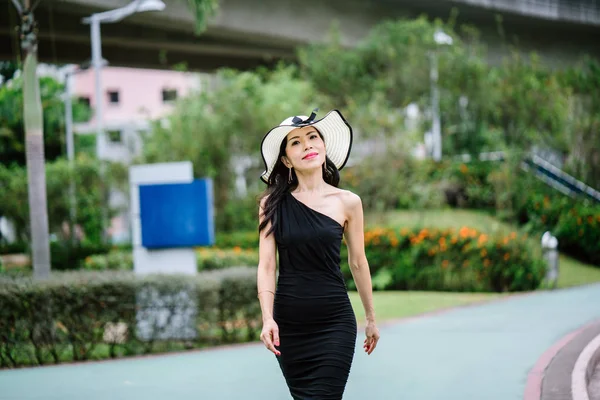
<box><xmin>349</xmin><ymin>290</ymin><xmax>504</xmax><ymax>324</ymax></box>
<box><xmin>366</xmin><ymin>208</ymin><xmax>517</xmax><ymax>236</ymax></box>
<box><xmin>366</xmin><ymin>208</ymin><xmax>600</xmax><ymax>290</ymax></box>
<box><xmin>557</xmin><ymin>255</ymin><xmax>600</xmax><ymax>288</ymax></box>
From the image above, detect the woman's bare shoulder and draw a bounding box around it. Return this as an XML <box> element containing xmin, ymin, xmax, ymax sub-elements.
<box><xmin>329</xmin><ymin>188</ymin><xmax>361</xmax><ymax>210</ymax></box>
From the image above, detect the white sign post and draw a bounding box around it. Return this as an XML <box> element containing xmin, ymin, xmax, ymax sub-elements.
<box><xmin>129</xmin><ymin>161</ymin><xmax>198</xmax><ymax>340</ymax></box>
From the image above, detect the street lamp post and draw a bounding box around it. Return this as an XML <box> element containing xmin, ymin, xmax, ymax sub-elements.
<box><xmin>430</xmin><ymin>29</ymin><xmax>453</xmax><ymax>162</ymax></box>
<box><xmin>63</xmin><ymin>61</ymin><xmax>98</xmax><ymax>243</ymax></box>
<box><xmin>81</xmin><ymin>0</ymin><xmax>165</xmax><ymax>241</ymax></box>
<box><xmin>64</xmin><ymin>66</ymin><xmax>78</xmax><ymax>242</ymax></box>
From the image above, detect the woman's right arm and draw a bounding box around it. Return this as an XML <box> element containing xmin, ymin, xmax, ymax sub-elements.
<box><xmin>257</xmin><ymin>197</ymin><xmax>280</xmax><ymax>356</ymax></box>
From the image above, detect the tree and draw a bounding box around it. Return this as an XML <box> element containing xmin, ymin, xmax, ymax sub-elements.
<box><xmin>0</xmin><ymin>76</ymin><xmax>91</xmax><ymax>166</ymax></box>
<box><xmin>8</xmin><ymin>1</ymin><xmax>50</xmax><ymax>280</ymax></box>
<box><xmin>140</xmin><ymin>65</ymin><xmax>317</xmax><ymax>231</ymax></box>
<box><xmin>558</xmin><ymin>57</ymin><xmax>600</xmax><ymax>189</ymax></box>
<box><xmin>0</xmin><ymin>61</ymin><xmax>18</xmax><ymax>85</ymax></box>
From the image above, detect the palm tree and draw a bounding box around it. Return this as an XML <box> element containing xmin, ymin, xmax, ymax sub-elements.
<box><xmin>9</xmin><ymin>0</ymin><xmax>218</xmax><ymax>280</ymax></box>
<box><xmin>10</xmin><ymin>0</ymin><xmax>50</xmax><ymax>280</ymax></box>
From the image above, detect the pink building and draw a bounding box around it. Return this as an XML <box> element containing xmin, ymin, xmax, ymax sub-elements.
<box><xmin>72</xmin><ymin>66</ymin><xmax>202</xmax><ymax>163</ymax></box>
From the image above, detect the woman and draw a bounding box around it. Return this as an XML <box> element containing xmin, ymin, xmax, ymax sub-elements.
<box><xmin>256</xmin><ymin>108</ymin><xmax>380</xmax><ymax>400</ymax></box>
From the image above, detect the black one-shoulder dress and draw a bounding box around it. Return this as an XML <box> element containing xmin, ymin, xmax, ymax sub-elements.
<box><xmin>273</xmin><ymin>192</ymin><xmax>357</xmax><ymax>400</ymax></box>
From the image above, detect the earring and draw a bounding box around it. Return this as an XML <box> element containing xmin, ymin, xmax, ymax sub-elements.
<box><xmin>288</xmin><ymin>167</ymin><xmax>293</xmax><ymax>184</ymax></box>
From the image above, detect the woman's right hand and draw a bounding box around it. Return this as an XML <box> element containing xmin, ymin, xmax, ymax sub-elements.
<box><xmin>260</xmin><ymin>318</ymin><xmax>281</xmax><ymax>356</ymax></box>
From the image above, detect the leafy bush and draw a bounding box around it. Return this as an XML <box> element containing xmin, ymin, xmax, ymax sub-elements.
<box><xmin>82</xmin><ymin>247</ymin><xmax>259</xmax><ymax>272</ymax></box>
<box><xmin>341</xmin><ymin>226</ymin><xmax>546</xmax><ymax>292</ymax></box>
<box><xmin>50</xmin><ymin>240</ymin><xmax>111</xmax><ymax>270</ymax></box>
<box><xmin>516</xmin><ymin>190</ymin><xmax>600</xmax><ymax>266</ymax></box>
<box><xmin>0</xmin><ymin>156</ymin><xmax>127</xmax><ymax>244</ymax></box>
<box><xmin>197</xmin><ymin>247</ymin><xmax>258</xmax><ymax>271</ymax></box>
<box><xmin>0</xmin><ymin>267</ymin><xmax>260</xmax><ymax>368</ymax></box>
<box><xmin>83</xmin><ymin>250</ymin><xmax>133</xmax><ymax>271</ymax></box>
<box><xmin>341</xmin><ymin>154</ymin><xmax>446</xmax><ymax>212</ymax></box>
<box><xmin>0</xmin><ymin>241</ymin><xmax>27</xmax><ymax>255</ymax></box>
<box><xmin>554</xmin><ymin>206</ymin><xmax>600</xmax><ymax>265</ymax></box>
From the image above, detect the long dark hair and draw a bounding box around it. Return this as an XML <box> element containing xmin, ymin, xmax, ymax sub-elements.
<box><xmin>258</xmin><ymin>131</ymin><xmax>340</xmax><ymax>237</ymax></box>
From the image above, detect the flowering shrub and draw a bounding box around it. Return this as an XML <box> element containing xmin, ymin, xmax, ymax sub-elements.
<box><xmin>522</xmin><ymin>193</ymin><xmax>600</xmax><ymax>266</ymax></box>
<box><xmin>554</xmin><ymin>207</ymin><xmax>600</xmax><ymax>265</ymax></box>
<box><xmin>341</xmin><ymin>226</ymin><xmax>546</xmax><ymax>292</ymax></box>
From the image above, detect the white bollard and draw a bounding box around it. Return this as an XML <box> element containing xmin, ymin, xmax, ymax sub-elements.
<box><xmin>541</xmin><ymin>231</ymin><xmax>559</xmax><ymax>289</ymax></box>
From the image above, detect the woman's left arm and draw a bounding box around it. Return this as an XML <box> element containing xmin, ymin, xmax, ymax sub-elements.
<box><xmin>343</xmin><ymin>192</ymin><xmax>380</xmax><ymax>355</ymax></box>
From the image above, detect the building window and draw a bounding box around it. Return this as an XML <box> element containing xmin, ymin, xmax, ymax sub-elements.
<box><xmin>107</xmin><ymin>130</ymin><xmax>122</xmax><ymax>143</ymax></box>
<box><xmin>162</xmin><ymin>89</ymin><xmax>178</xmax><ymax>103</ymax></box>
<box><xmin>107</xmin><ymin>90</ymin><xmax>120</xmax><ymax>105</ymax></box>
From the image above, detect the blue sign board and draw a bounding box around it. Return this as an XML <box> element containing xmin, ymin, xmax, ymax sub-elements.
<box><xmin>139</xmin><ymin>179</ymin><xmax>214</xmax><ymax>248</ymax></box>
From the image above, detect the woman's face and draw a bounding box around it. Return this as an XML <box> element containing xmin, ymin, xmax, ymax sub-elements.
<box><xmin>282</xmin><ymin>126</ymin><xmax>326</xmax><ymax>170</ymax></box>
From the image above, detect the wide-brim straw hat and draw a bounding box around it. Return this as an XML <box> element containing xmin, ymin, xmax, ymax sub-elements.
<box><xmin>260</xmin><ymin>109</ymin><xmax>353</xmax><ymax>184</ymax></box>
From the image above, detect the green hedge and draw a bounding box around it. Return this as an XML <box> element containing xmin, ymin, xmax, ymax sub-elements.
<box><xmin>83</xmin><ymin>248</ymin><xmax>259</xmax><ymax>272</ymax></box>
<box><xmin>0</xmin><ymin>268</ymin><xmax>260</xmax><ymax>369</ymax></box>
<box><xmin>340</xmin><ymin>226</ymin><xmax>546</xmax><ymax>292</ymax></box>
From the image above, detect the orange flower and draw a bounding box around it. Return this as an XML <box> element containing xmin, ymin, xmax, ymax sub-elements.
<box><xmin>460</xmin><ymin>164</ymin><xmax>468</xmax><ymax>174</ymax></box>
<box><xmin>587</xmin><ymin>216</ymin><xmax>594</xmax><ymax>225</ymax></box>
<box><xmin>577</xmin><ymin>217</ymin><xmax>582</xmax><ymax>225</ymax></box>
<box><xmin>233</xmin><ymin>246</ymin><xmax>242</xmax><ymax>254</ymax></box>
<box><xmin>390</xmin><ymin>237</ymin><xmax>399</xmax><ymax>247</ymax></box>
<box><xmin>442</xmin><ymin>260</ymin><xmax>449</xmax><ymax>269</ymax></box>
<box><xmin>480</xmin><ymin>249</ymin><xmax>487</xmax><ymax>257</ymax></box>
<box><xmin>483</xmin><ymin>259</ymin><xmax>491</xmax><ymax>268</ymax></box>
<box><xmin>509</xmin><ymin>231</ymin><xmax>517</xmax><ymax>239</ymax></box>
<box><xmin>400</xmin><ymin>228</ymin><xmax>409</xmax><ymax>236</ymax></box>
<box><xmin>459</xmin><ymin>227</ymin><xmax>470</xmax><ymax>238</ymax></box>
<box><xmin>478</xmin><ymin>234</ymin><xmax>488</xmax><ymax>245</ymax></box>
<box><xmin>503</xmin><ymin>253</ymin><xmax>510</xmax><ymax>261</ymax></box>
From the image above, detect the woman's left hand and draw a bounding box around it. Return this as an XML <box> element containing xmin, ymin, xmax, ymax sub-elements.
<box><xmin>363</xmin><ymin>320</ymin><xmax>380</xmax><ymax>355</ymax></box>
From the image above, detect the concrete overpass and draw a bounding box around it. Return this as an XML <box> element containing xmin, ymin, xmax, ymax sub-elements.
<box><xmin>1</xmin><ymin>0</ymin><xmax>599</xmax><ymax>71</ymax></box>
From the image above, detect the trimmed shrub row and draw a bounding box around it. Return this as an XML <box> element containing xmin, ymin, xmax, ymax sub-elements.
<box><xmin>0</xmin><ymin>268</ymin><xmax>260</xmax><ymax>369</ymax></box>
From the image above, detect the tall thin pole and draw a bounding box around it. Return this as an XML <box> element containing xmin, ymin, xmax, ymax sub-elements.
<box><xmin>64</xmin><ymin>71</ymin><xmax>77</xmax><ymax>243</ymax></box>
<box><xmin>91</xmin><ymin>16</ymin><xmax>104</xmax><ymax>161</ymax></box>
<box><xmin>430</xmin><ymin>52</ymin><xmax>442</xmax><ymax>162</ymax></box>
<box><xmin>90</xmin><ymin>15</ymin><xmax>107</xmax><ymax>242</ymax></box>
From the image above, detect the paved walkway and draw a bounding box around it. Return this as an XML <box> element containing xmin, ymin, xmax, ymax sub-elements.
<box><xmin>2</xmin><ymin>283</ymin><xmax>600</xmax><ymax>400</ymax></box>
